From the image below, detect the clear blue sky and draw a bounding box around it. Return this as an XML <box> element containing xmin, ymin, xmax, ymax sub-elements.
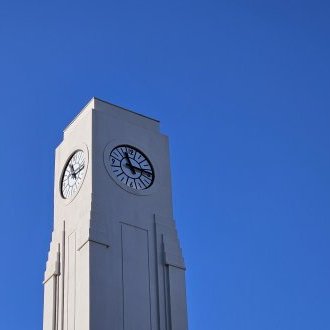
<box><xmin>1</xmin><ymin>1</ymin><xmax>330</xmax><ymax>329</ymax></box>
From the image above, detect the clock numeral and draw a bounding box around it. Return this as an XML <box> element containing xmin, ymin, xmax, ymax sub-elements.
<box><xmin>135</xmin><ymin>179</ymin><xmax>144</xmax><ymax>190</ymax></box>
<box><xmin>112</xmin><ymin>151</ymin><xmax>121</xmax><ymax>160</ymax></box>
<box><xmin>127</xmin><ymin>148</ymin><xmax>134</xmax><ymax>156</ymax></box>
<box><xmin>141</xmin><ymin>176</ymin><xmax>151</xmax><ymax>185</ymax></box>
<box><xmin>119</xmin><ymin>147</ymin><xmax>126</xmax><ymax>157</ymax></box>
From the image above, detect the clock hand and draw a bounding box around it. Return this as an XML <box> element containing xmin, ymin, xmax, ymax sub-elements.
<box><xmin>124</xmin><ymin>164</ymin><xmax>152</xmax><ymax>177</ymax></box>
<box><xmin>72</xmin><ymin>164</ymin><xmax>85</xmax><ymax>175</ymax></box>
<box><xmin>69</xmin><ymin>164</ymin><xmax>77</xmax><ymax>179</ymax></box>
<box><xmin>130</xmin><ymin>165</ymin><xmax>151</xmax><ymax>173</ymax></box>
<box><xmin>124</xmin><ymin>152</ymin><xmax>136</xmax><ymax>175</ymax></box>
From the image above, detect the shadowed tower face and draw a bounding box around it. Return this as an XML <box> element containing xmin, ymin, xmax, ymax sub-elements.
<box><xmin>43</xmin><ymin>98</ymin><xmax>188</xmax><ymax>330</ymax></box>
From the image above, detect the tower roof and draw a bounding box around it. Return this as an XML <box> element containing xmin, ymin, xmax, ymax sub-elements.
<box><xmin>64</xmin><ymin>97</ymin><xmax>160</xmax><ymax>134</ymax></box>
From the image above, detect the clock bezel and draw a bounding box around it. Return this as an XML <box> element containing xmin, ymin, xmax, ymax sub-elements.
<box><xmin>103</xmin><ymin>141</ymin><xmax>157</xmax><ymax>195</ymax></box>
<box><xmin>59</xmin><ymin>144</ymin><xmax>89</xmax><ymax>204</ymax></box>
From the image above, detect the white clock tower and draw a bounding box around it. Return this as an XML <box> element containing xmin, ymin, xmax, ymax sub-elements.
<box><xmin>43</xmin><ymin>98</ymin><xmax>188</xmax><ymax>330</ymax></box>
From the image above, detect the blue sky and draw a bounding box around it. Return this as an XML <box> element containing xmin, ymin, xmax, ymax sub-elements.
<box><xmin>1</xmin><ymin>1</ymin><xmax>330</xmax><ymax>329</ymax></box>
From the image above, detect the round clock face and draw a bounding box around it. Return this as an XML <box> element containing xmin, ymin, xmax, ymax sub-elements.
<box><xmin>107</xmin><ymin>145</ymin><xmax>154</xmax><ymax>190</ymax></box>
<box><xmin>61</xmin><ymin>150</ymin><xmax>86</xmax><ymax>199</ymax></box>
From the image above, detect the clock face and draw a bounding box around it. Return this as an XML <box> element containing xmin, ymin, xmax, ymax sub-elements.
<box><xmin>107</xmin><ymin>145</ymin><xmax>154</xmax><ymax>190</ymax></box>
<box><xmin>61</xmin><ymin>150</ymin><xmax>86</xmax><ymax>199</ymax></box>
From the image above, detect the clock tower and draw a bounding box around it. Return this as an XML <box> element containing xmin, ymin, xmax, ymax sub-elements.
<box><xmin>43</xmin><ymin>98</ymin><xmax>188</xmax><ymax>330</ymax></box>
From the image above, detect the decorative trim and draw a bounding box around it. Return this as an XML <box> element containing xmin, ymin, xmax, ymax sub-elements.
<box><xmin>77</xmin><ymin>239</ymin><xmax>110</xmax><ymax>251</ymax></box>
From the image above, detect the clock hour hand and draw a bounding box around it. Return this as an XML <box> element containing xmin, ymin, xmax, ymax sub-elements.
<box><xmin>125</xmin><ymin>164</ymin><xmax>152</xmax><ymax>177</ymax></box>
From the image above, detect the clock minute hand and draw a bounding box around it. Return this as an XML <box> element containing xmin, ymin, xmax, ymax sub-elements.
<box><xmin>72</xmin><ymin>164</ymin><xmax>85</xmax><ymax>175</ymax></box>
<box><xmin>124</xmin><ymin>152</ymin><xmax>136</xmax><ymax>174</ymax></box>
<box><xmin>69</xmin><ymin>164</ymin><xmax>77</xmax><ymax>179</ymax></box>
